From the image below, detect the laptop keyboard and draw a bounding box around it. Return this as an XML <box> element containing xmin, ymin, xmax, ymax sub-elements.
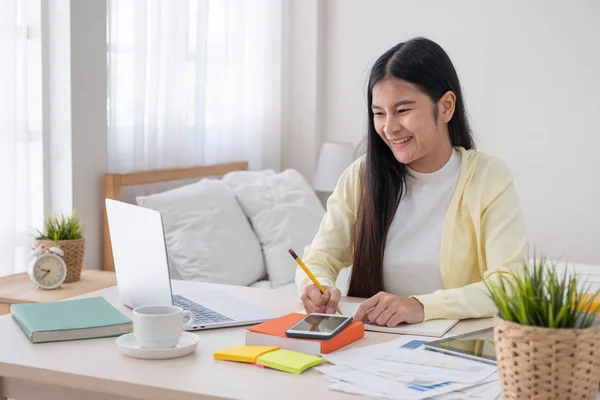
<box><xmin>173</xmin><ymin>294</ymin><xmax>234</xmax><ymax>324</ymax></box>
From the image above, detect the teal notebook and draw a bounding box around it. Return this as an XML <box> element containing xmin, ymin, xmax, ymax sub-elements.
<box><xmin>11</xmin><ymin>297</ymin><xmax>132</xmax><ymax>343</ymax></box>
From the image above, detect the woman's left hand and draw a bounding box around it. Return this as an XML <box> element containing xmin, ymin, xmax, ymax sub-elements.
<box><xmin>353</xmin><ymin>292</ymin><xmax>425</xmax><ymax>326</ymax></box>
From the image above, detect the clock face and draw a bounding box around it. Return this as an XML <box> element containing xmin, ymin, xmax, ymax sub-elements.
<box><xmin>33</xmin><ymin>256</ymin><xmax>66</xmax><ymax>288</ymax></box>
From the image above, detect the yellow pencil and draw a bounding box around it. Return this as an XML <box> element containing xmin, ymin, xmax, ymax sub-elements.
<box><xmin>288</xmin><ymin>249</ymin><xmax>343</xmax><ymax>315</ymax></box>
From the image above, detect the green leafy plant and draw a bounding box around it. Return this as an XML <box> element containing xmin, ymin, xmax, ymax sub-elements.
<box><xmin>35</xmin><ymin>211</ymin><xmax>83</xmax><ymax>241</ymax></box>
<box><xmin>486</xmin><ymin>255</ymin><xmax>600</xmax><ymax>329</ymax></box>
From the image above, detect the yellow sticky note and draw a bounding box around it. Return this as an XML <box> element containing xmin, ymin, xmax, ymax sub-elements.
<box><xmin>214</xmin><ymin>346</ymin><xmax>279</xmax><ymax>363</ymax></box>
<box><xmin>255</xmin><ymin>349</ymin><xmax>324</xmax><ymax>374</ymax></box>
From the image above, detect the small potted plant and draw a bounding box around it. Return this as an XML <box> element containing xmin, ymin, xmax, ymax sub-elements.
<box><xmin>487</xmin><ymin>255</ymin><xmax>600</xmax><ymax>400</ymax></box>
<box><xmin>35</xmin><ymin>211</ymin><xmax>85</xmax><ymax>283</ymax></box>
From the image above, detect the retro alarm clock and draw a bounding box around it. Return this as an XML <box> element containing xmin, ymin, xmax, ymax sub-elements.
<box><xmin>28</xmin><ymin>245</ymin><xmax>68</xmax><ymax>290</ymax></box>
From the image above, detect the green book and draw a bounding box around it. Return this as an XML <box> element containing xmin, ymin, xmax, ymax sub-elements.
<box><xmin>11</xmin><ymin>296</ymin><xmax>132</xmax><ymax>343</ymax></box>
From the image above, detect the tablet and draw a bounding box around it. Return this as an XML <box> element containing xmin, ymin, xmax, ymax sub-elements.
<box><xmin>423</xmin><ymin>328</ymin><xmax>497</xmax><ymax>365</ymax></box>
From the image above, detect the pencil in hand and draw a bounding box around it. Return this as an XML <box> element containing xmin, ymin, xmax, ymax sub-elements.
<box><xmin>288</xmin><ymin>249</ymin><xmax>343</xmax><ymax>315</ymax></box>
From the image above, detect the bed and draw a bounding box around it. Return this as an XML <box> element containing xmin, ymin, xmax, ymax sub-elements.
<box><xmin>103</xmin><ymin>161</ymin><xmax>249</xmax><ymax>272</ymax></box>
<box><xmin>102</xmin><ymin>161</ymin><xmax>351</xmax><ymax>293</ymax></box>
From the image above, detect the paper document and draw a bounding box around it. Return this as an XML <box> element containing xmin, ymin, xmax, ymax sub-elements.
<box><xmin>326</xmin><ymin>375</ymin><xmax>502</xmax><ymax>400</ymax></box>
<box><xmin>322</xmin><ymin>335</ymin><xmax>497</xmax><ymax>384</ymax></box>
<box><xmin>318</xmin><ymin>334</ymin><xmax>500</xmax><ymax>400</ymax></box>
<box><xmin>431</xmin><ymin>374</ymin><xmax>501</xmax><ymax>399</ymax></box>
<box><xmin>339</xmin><ymin>302</ymin><xmax>458</xmax><ymax>337</ymax></box>
<box><xmin>327</xmin><ymin>380</ymin><xmax>389</xmax><ymax>398</ymax></box>
<box><xmin>322</xmin><ymin>335</ymin><xmax>441</xmax><ymax>384</ymax></box>
<box><xmin>328</xmin><ymin>381</ymin><xmax>389</xmax><ymax>398</ymax></box>
<box><xmin>316</xmin><ymin>365</ymin><xmax>473</xmax><ymax>400</ymax></box>
<box><xmin>371</xmin><ymin>348</ymin><xmax>496</xmax><ymax>383</ymax></box>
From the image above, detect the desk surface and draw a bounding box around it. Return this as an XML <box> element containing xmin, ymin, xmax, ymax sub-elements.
<box><xmin>0</xmin><ymin>280</ymin><xmax>595</xmax><ymax>400</ymax></box>
<box><xmin>0</xmin><ymin>270</ymin><xmax>117</xmax><ymax>316</ymax></box>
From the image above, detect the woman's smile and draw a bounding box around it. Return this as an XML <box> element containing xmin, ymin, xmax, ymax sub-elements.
<box><xmin>388</xmin><ymin>136</ymin><xmax>414</xmax><ymax>149</ymax></box>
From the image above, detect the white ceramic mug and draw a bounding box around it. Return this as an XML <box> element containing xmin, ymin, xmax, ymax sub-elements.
<box><xmin>132</xmin><ymin>305</ymin><xmax>195</xmax><ymax>349</ymax></box>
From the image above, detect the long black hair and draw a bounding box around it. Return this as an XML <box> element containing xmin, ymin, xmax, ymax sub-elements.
<box><xmin>348</xmin><ymin>37</ymin><xmax>475</xmax><ymax>298</ymax></box>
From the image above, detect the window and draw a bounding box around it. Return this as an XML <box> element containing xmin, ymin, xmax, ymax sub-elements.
<box><xmin>107</xmin><ymin>0</ymin><xmax>282</xmax><ymax>173</ymax></box>
<box><xmin>0</xmin><ymin>0</ymin><xmax>43</xmax><ymax>276</ymax></box>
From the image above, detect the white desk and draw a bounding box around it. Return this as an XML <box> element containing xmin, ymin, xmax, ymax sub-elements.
<box><xmin>0</xmin><ymin>280</ymin><xmax>596</xmax><ymax>400</ymax></box>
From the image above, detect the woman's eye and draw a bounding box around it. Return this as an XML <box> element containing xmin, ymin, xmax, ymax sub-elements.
<box><xmin>373</xmin><ymin>111</ymin><xmax>384</xmax><ymax>116</ymax></box>
<box><xmin>397</xmin><ymin>109</ymin><xmax>409</xmax><ymax>114</ymax></box>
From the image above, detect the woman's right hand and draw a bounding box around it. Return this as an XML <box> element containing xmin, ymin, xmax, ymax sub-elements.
<box><xmin>301</xmin><ymin>284</ymin><xmax>341</xmax><ymax>314</ymax></box>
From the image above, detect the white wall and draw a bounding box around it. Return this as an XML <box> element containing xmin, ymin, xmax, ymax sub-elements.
<box><xmin>45</xmin><ymin>0</ymin><xmax>108</xmax><ymax>270</ymax></box>
<box><xmin>70</xmin><ymin>0</ymin><xmax>108</xmax><ymax>270</ymax></box>
<box><xmin>281</xmin><ymin>0</ymin><xmax>325</xmax><ymax>180</ymax></box>
<box><xmin>311</xmin><ymin>0</ymin><xmax>600</xmax><ymax>263</ymax></box>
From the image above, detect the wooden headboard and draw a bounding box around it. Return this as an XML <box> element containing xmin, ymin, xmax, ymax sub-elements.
<box><xmin>103</xmin><ymin>161</ymin><xmax>249</xmax><ymax>271</ymax></box>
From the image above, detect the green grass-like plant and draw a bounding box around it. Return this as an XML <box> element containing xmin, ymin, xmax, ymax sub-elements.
<box><xmin>486</xmin><ymin>255</ymin><xmax>600</xmax><ymax>329</ymax></box>
<box><xmin>35</xmin><ymin>211</ymin><xmax>83</xmax><ymax>241</ymax></box>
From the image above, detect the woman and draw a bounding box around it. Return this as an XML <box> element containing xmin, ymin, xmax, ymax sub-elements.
<box><xmin>296</xmin><ymin>37</ymin><xmax>527</xmax><ymax>326</ymax></box>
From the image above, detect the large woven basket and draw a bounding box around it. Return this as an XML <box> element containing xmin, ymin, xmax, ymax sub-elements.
<box><xmin>494</xmin><ymin>315</ymin><xmax>600</xmax><ymax>400</ymax></box>
<box><xmin>34</xmin><ymin>237</ymin><xmax>85</xmax><ymax>283</ymax></box>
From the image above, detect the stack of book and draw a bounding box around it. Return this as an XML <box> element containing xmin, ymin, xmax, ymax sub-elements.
<box><xmin>244</xmin><ymin>312</ymin><xmax>364</xmax><ymax>356</ymax></box>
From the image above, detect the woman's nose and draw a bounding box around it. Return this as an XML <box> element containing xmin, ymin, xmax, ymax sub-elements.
<box><xmin>383</xmin><ymin>115</ymin><xmax>400</xmax><ymax>136</ymax></box>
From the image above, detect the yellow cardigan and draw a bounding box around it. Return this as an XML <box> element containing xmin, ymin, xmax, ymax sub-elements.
<box><xmin>295</xmin><ymin>147</ymin><xmax>527</xmax><ymax>321</ymax></box>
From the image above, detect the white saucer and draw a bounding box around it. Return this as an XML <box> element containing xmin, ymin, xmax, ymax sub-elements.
<box><xmin>116</xmin><ymin>332</ymin><xmax>199</xmax><ymax>360</ymax></box>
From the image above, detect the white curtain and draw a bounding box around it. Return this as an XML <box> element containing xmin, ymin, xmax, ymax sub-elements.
<box><xmin>0</xmin><ymin>1</ymin><xmax>39</xmax><ymax>277</ymax></box>
<box><xmin>107</xmin><ymin>0</ymin><xmax>282</xmax><ymax>175</ymax></box>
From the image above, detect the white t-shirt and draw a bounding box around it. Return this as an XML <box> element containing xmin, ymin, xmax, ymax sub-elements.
<box><xmin>382</xmin><ymin>149</ymin><xmax>462</xmax><ymax>297</ymax></box>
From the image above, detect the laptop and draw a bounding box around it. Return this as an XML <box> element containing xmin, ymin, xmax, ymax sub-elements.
<box><xmin>105</xmin><ymin>198</ymin><xmax>278</xmax><ymax>330</ymax></box>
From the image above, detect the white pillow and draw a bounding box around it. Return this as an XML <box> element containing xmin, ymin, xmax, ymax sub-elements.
<box><xmin>136</xmin><ymin>179</ymin><xmax>265</xmax><ymax>286</ymax></box>
<box><xmin>227</xmin><ymin>169</ymin><xmax>325</xmax><ymax>288</ymax></box>
<box><xmin>222</xmin><ymin>169</ymin><xmax>276</xmax><ymax>189</ymax></box>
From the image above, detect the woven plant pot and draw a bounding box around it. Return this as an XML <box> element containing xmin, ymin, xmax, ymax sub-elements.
<box><xmin>34</xmin><ymin>237</ymin><xmax>85</xmax><ymax>283</ymax></box>
<box><xmin>494</xmin><ymin>315</ymin><xmax>600</xmax><ymax>400</ymax></box>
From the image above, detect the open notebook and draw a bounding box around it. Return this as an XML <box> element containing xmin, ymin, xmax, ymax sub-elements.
<box><xmin>339</xmin><ymin>302</ymin><xmax>457</xmax><ymax>337</ymax></box>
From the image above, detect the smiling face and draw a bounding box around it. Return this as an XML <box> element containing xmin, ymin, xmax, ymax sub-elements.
<box><xmin>371</xmin><ymin>76</ymin><xmax>456</xmax><ymax>173</ymax></box>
